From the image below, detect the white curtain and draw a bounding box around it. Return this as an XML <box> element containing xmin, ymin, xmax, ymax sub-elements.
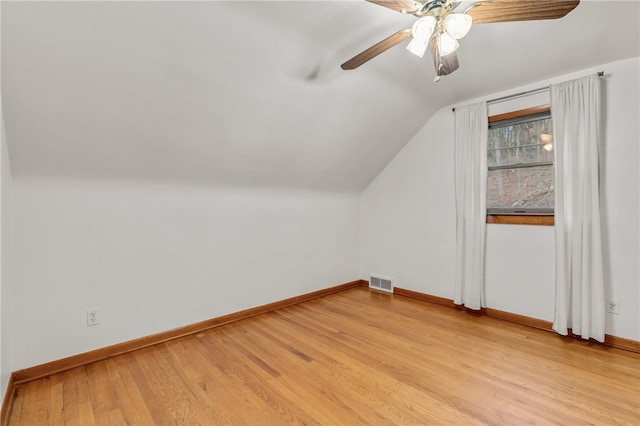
<box><xmin>551</xmin><ymin>75</ymin><xmax>605</xmax><ymax>342</ymax></box>
<box><xmin>454</xmin><ymin>102</ymin><xmax>488</xmax><ymax>310</ymax></box>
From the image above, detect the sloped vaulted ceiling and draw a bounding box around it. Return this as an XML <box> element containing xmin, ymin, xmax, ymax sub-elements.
<box><xmin>2</xmin><ymin>1</ymin><xmax>639</xmax><ymax>191</ymax></box>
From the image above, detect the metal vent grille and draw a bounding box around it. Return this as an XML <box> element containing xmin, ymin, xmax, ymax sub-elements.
<box><xmin>380</xmin><ymin>279</ymin><xmax>392</xmax><ymax>291</ymax></box>
<box><xmin>371</xmin><ymin>276</ymin><xmax>381</xmax><ymax>289</ymax></box>
<box><xmin>369</xmin><ymin>275</ymin><xmax>394</xmax><ymax>294</ymax></box>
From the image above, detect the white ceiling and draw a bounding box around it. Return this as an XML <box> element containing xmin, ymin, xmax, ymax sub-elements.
<box><xmin>2</xmin><ymin>1</ymin><xmax>639</xmax><ymax>191</ymax></box>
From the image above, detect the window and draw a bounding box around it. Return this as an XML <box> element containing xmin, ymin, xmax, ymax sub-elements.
<box><xmin>486</xmin><ymin>106</ymin><xmax>554</xmax><ymax>226</ymax></box>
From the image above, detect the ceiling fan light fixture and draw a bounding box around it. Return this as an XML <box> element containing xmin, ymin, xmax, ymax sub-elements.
<box><xmin>437</xmin><ymin>31</ymin><xmax>459</xmax><ymax>56</ymax></box>
<box><xmin>411</xmin><ymin>16</ymin><xmax>436</xmax><ymax>41</ymax></box>
<box><xmin>443</xmin><ymin>13</ymin><xmax>473</xmax><ymax>39</ymax></box>
<box><xmin>341</xmin><ymin>0</ymin><xmax>581</xmax><ymax>80</ymax></box>
<box><xmin>406</xmin><ymin>37</ymin><xmax>429</xmax><ymax>57</ymax></box>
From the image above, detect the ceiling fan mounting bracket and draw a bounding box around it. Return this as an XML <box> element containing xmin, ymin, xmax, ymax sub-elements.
<box><xmin>413</xmin><ymin>0</ymin><xmax>460</xmax><ymax>18</ymax></box>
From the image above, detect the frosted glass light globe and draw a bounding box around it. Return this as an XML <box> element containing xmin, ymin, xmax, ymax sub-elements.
<box><xmin>406</xmin><ymin>38</ymin><xmax>429</xmax><ymax>58</ymax></box>
<box><xmin>411</xmin><ymin>16</ymin><xmax>436</xmax><ymax>41</ymax></box>
<box><xmin>438</xmin><ymin>31</ymin><xmax>459</xmax><ymax>56</ymax></box>
<box><xmin>444</xmin><ymin>13</ymin><xmax>473</xmax><ymax>39</ymax></box>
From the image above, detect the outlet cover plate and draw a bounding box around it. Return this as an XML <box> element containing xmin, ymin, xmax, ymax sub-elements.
<box><xmin>87</xmin><ymin>308</ymin><xmax>100</xmax><ymax>326</ymax></box>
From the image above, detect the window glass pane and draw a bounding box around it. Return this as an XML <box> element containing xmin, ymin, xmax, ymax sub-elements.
<box><xmin>488</xmin><ymin>118</ymin><xmax>553</xmax><ymax>167</ymax></box>
<box><xmin>487</xmin><ymin>165</ymin><xmax>554</xmax><ymax>210</ymax></box>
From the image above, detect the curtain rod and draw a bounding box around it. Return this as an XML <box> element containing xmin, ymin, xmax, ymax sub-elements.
<box><xmin>452</xmin><ymin>71</ymin><xmax>604</xmax><ymax>112</ymax></box>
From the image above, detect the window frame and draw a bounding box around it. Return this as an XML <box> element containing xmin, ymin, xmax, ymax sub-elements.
<box><xmin>486</xmin><ymin>105</ymin><xmax>554</xmax><ymax>227</ymax></box>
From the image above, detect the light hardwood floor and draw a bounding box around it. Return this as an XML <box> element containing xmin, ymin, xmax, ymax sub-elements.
<box><xmin>8</xmin><ymin>287</ymin><xmax>640</xmax><ymax>425</ymax></box>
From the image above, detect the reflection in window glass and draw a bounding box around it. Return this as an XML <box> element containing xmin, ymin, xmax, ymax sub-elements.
<box><xmin>487</xmin><ymin>166</ymin><xmax>554</xmax><ymax>210</ymax></box>
<box><xmin>487</xmin><ymin>114</ymin><xmax>554</xmax><ymax>213</ymax></box>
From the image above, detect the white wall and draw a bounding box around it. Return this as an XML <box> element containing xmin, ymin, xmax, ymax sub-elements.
<box><xmin>12</xmin><ymin>178</ymin><xmax>359</xmax><ymax>369</ymax></box>
<box><xmin>361</xmin><ymin>57</ymin><xmax>640</xmax><ymax>340</ymax></box>
<box><xmin>0</xmin><ymin>113</ymin><xmax>11</xmax><ymax>401</ymax></box>
<box><xmin>0</xmin><ymin>0</ymin><xmax>14</xmax><ymax>399</ymax></box>
<box><xmin>7</xmin><ymin>58</ymin><xmax>639</xmax><ymax>375</ymax></box>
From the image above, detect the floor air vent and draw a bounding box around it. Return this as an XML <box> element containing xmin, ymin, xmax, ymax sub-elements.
<box><xmin>369</xmin><ymin>275</ymin><xmax>394</xmax><ymax>294</ymax></box>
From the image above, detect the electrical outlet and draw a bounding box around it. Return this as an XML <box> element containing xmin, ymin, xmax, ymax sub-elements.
<box><xmin>607</xmin><ymin>299</ymin><xmax>620</xmax><ymax>315</ymax></box>
<box><xmin>87</xmin><ymin>308</ymin><xmax>100</xmax><ymax>326</ymax></box>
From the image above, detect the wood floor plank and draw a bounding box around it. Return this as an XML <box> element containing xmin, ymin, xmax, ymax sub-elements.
<box><xmin>103</xmin><ymin>356</ymin><xmax>156</xmax><ymax>425</ymax></box>
<box><xmin>7</xmin><ymin>287</ymin><xmax>640</xmax><ymax>425</ymax></box>
<box><xmin>188</xmin><ymin>338</ymin><xmax>278</xmax><ymax>424</ymax></box>
<box><xmin>202</xmin><ymin>328</ymin><xmax>320</xmax><ymax>425</ymax></box>
<box><xmin>63</xmin><ymin>368</ymin><xmax>96</xmax><ymax>426</ymax></box>
<box><xmin>9</xmin><ymin>382</ymin><xmax>30</xmax><ymax>425</ymax></box>
<box><xmin>85</xmin><ymin>362</ymin><xmax>120</xmax><ymax>425</ymax></box>
<box><xmin>45</xmin><ymin>376</ymin><xmax>64</xmax><ymax>426</ymax></box>
<box><xmin>255</xmin><ymin>313</ymin><xmax>484</xmax><ymax>424</ymax></box>
<box><xmin>164</xmin><ymin>336</ymin><xmax>238</xmax><ymax>424</ymax></box>
<box><xmin>128</xmin><ymin>347</ymin><xmax>206</xmax><ymax>425</ymax></box>
<box><xmin>33</xmin><ymin>379</ymin><xmax>51</xmax><ymax>426</ymax></box>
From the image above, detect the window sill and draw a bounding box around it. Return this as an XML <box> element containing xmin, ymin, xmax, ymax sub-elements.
<box><xmin>486</xmin><ymin>215</ymin><xmax>554</xmax><ymax>226</ymax></box>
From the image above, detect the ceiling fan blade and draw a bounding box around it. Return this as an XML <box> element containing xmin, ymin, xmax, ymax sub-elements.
<box><xmin>365</xmin><ymin>0</ymin><xmax>421</xmax><ymax>14</ymax></box>
<box><xmin>430</xmin><ymin>38</ymin><xmax>459</xmax><ymax>77</ymax></box>
<box><xmin>341</xmin><ymin>29</ymin><xmax>412</xmax><ymax>70</ymax></box>
<box><xmin>466</xmin><ymin>0</ymin><xmax>580</xmax><ymax>24</ymax></box>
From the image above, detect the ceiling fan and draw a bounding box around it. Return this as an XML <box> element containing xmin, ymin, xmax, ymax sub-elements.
<box><xmin>341</xmin><ymin>0</ymin><xmax>580</xmax><ymax>81</ymax></box>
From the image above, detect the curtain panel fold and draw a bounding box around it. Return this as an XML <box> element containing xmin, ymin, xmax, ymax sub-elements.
<box><xmin>454</xmin><ymin>102</ymin><xmax>488</xmax><ymax>310</ymax></box>
<box><xmin>551</xmin><ymin>75</ymin><xmax>605</xmax><ymax>342</ymax></box>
